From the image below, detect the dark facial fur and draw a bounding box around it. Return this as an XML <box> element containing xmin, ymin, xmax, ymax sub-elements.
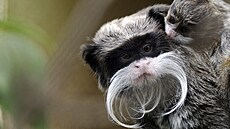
<box><xmin>165</xmin><ymin>0</ymin><xmax>224</xmax><ymax>47</ymax></box>
<box><xmin>103</xmin><ymin>32</ymin><xmax>172</xmax><ymax>79</ymax></box>
<box><xmin>81</xmin><ymin>4</ymin><xmax>229</xmax><ymax>129</ymax></box>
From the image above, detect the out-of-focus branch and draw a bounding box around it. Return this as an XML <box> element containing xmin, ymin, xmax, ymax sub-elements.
<box><xmin>45</xmin><ymin>0</ymin><xmax>122</xmax><ymax>129</ymax></box>
<box><xmin>0</xmin><ymin>0</ymin><xmax>8</xmax><ymax>128</ymax></box>
<box><xmin>0</xmin><ymin>0</ymin><xmax>7</xmax><ymax>21</ymax></box>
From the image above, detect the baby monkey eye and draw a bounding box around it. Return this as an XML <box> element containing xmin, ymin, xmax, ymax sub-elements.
<box><xmin>143</xmin><ymin>44</ymin><xmax>152</xmax><ymax>53</ymax></box>
<box><xmin>180</xmin><ymin>26</ymin><xmax>190</xmax><ymax>33</ymax></box>
<box><xmin>168</xmin><ymin>16</ymin><xmax>176</xmax><ymax>24</ymax></box>
<box><xmin>121</xmin><ymin>53</ymin><xmax>131</xmax><ymax>60</ymax></box>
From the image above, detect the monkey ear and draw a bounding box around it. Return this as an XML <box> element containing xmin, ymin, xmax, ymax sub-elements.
<box><xmin>81</xmin><ymin>43</ymin><xmax>99</xmax><ymax>72</ymax></box>
<box><xmin>148</xmin><ymin>4</ymin><xmax>170</xmax><ymax>30</ymax></box>
<box><xmin>81</xmin><ymin>43</ymin><xmax>108</xmax><ymax>91</ymax></box>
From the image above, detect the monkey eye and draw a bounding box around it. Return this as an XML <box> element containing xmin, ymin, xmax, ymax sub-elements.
<box><xmin>143</xmin><ymin>44</ymin><xmax>152</xmax><ymax>53</ymax></box>
<box><xmin>168</xmin><ymin>16</ymin><xmax>176</xmax><ymax>24</ymax></box>
<box><xmin>180</xmin><ymin>26</ymin><xmax>190</xmax><ymax>34</ymax></box>
<box><xmin>121</xmin><ymin>53</ymin><xmax>131</xmax><ymax>60</ymax></box>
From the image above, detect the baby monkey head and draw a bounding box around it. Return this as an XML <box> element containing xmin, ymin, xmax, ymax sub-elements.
<box><xmin>165</xmin><ymin>0</ymin><xmax>223</xmax><ymax>45</ymax></box>
<box><xmin>82</xmin><ymin>6</ymin><xmax>187</xmax><ymax>128</ymax></box>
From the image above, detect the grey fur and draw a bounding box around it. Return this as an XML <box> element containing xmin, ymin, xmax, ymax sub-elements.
<box><xmin>81</xmin><ymin>4</ymin><xmax>230</xmax><ymax>129</ymax></box>
<box><xmin>210</xmin><ymin>29</ymin><xmax>230</xmax><ymax>68</ymax></box>
<box><xmin>93</xmin><ymin>6</ymin><xmax>160</xmax><ymax>53</ymax></box>
<box><xmin>210</xmin><ymin>29</ymin><xmax>230</xmax><ymax>109</ymax></box>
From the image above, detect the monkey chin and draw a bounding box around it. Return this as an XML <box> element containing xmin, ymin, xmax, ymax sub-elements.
<box><xmin>106</xmin><ymin>52</ymin><xmax>188</xmax><ymax>128</ymax></box>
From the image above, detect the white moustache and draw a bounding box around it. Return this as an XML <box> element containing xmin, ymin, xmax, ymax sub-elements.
<box><xmin>106</xmin><ymin>52</ymin><xmax>187</xmax><ymax>128</ymax></box>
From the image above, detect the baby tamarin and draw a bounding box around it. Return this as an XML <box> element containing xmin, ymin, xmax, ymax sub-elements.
<box><xmin>163</xmin><ymin>0</ymin><xmax>230</xmax><ymax>108</ymax></box>
<box><xmin>164</xmin><ymin>0</ymin><xmax>230</xmax><ymax>46</ymax></box>
<box><xmin>81</xmin><ymin>4</ymin><xmax>229</xmax><ymax>129</ymax></box>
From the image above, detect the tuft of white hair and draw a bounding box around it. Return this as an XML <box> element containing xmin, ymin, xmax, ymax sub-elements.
<box><xmin>106</xmin><ymin>52</ymin><xmax>187</xmax><ymax>128</ymax></box>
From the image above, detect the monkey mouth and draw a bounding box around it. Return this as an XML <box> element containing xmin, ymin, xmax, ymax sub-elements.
<box><xmin>167</xmin><ymin>30</ymin><xmax>177</xmax><ymax>38</ymax></box>
<box><xmin>134</xmin><ymin>72</ymin><xmax>154</xmax><ymax>82</ymax></box>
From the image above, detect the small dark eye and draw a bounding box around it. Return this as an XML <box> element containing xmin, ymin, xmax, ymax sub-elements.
<box><xmin>168</xmin><ymin>16</ymin><xmax>176</xmax><ymax>24</ymax></box>
<box><xmin>143</xmin><ymin>44</ymin><xmax>152</xmax><ymax>53</ymax></box>
<box><xmin>121</xmin><ymin>53</ymin><xmax>131</xmax><ymax>60</ymax></box>
<box><xmin>180</xmin><ymin>26</ymin><xmax>190</xmax><ymax>33</ymax></box>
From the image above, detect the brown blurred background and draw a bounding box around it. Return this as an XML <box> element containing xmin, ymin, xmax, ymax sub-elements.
<box><xmin>5</xmin><ymin>0</ymin><xmax>230</xmax><ymax>129</ymax></box>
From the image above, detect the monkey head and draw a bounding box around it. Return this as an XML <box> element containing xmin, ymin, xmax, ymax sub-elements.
<box><xmin>81</xmin><ymin>5</ymin><xmax>188</xmax><ymax>128</ymax></box>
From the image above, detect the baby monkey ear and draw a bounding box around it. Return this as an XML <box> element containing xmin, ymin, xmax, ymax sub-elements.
<box><xmin>81</xmin><ymin>43</ymin><xmax>99</xmax><ymax>72</ymax></box>
<box><xmin>148</xmin><ymin>4</ymin><xmax>170</xmax><ymax>30</ymax></box>
<box><xmin>149</xmin><ymin>4</ymin><xmax>170</xmax><ymax>17</ymax></box>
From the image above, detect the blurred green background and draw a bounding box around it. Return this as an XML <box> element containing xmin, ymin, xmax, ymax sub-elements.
<box><xmin>8</xmin><ymin>0</ymin><xmax>230</xmax><ymax>129</ymax></box>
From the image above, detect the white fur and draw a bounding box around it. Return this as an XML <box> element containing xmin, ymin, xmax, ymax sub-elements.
<box><xmin>165</xmin><ymin>22</ymin><xmax>177</xmax><ymax>38</ymax></box>
<box><xmin>106</xmin><ymin>52</ymin><xmax>188</xmax><ymax>128</ymax></box>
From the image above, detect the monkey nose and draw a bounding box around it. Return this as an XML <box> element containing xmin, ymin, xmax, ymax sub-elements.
<box><xmin>165</xmin><ymin>24</ymin><xmax>177</xmax><ymax>38</ymax></box>
<box><xmin>167</xmin><ymin>29</ymin><xmax>177</xmax><ymax>38</ymax></box>
<box><xmin>134</xmin><ymin>60</ymin><xmax>150</xmax><ymax>68</ymax></box>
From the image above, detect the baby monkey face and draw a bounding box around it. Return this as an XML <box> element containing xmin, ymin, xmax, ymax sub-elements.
<box><xmin>164</xmin><ymin>0</ymin><xmax>220</xmax><ymax>45</ymax></box>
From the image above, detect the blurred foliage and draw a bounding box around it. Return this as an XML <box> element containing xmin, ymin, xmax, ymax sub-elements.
<box><xmin>0</xmin><ymin>21</ymin><xmax>55</xmax><ymax>56</ymax></box>
<box><xmin>0</xmin><ymin>20</ymin><xmax>52</xmax><ymax>129</ymax></box>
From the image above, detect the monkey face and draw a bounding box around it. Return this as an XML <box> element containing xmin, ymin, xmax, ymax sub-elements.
<box><xmin>103</xmin><ymin>31</ymin><xmax>172</xmax><ymax>81</ymax></box>
<box><xmin>82</xmin><ymin>30</ymin><xmax>174</xmax><ymax>90</ymax></box>
<box><xmin>82</xmin><ymin>7</ymin><xmax>188</xmax><ymax>128</ymax></box>
<box><xmin>82</xmin><ymin>10</ymin><xmax>164</xmax><ymax>90</ymax></box>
